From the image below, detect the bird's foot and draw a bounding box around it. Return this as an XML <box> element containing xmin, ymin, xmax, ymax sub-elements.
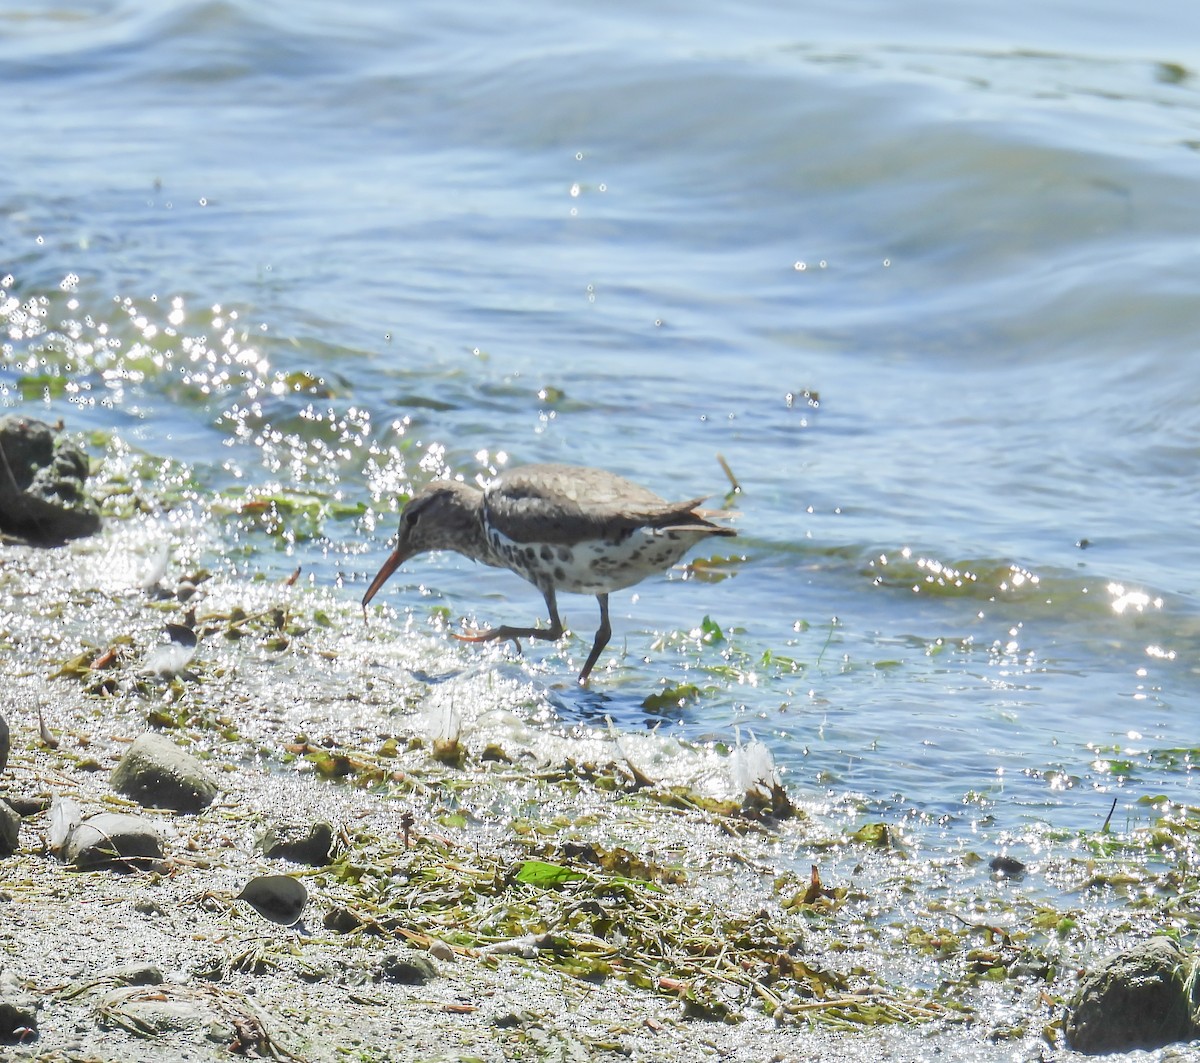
<box><xmin>453</xmin><ymin>627</ymin><xmax>499</xmax><ymax>644</ymax></box>
<box><xmin>454</xmin><ymin>627</ymin><xmax>525</xmax><ymax>655</ymax></box>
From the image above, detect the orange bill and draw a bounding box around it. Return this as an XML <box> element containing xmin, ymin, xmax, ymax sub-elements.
<box><xmin>361</xmin><ymin>549</ymin><xmax>406</xmax><ymax>607</ymax></box>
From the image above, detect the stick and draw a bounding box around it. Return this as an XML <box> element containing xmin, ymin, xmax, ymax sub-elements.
<box><xmin>716</xmin><ymin>453</ymin><xmax>741</xmax><ymax>494</ymax></box>
<box><xmin>1101</xmin><ymin>796</ymin><xmax>1118</xmax><ymax>832</ymax></box>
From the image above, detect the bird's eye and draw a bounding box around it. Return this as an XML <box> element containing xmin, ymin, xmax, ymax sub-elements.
<box><xmin>404</xmin><ymin>509</ymin><xmax>420</xmax><ymax>527</ymax></box>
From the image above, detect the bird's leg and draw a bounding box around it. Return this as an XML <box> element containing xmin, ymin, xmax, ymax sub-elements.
<box><xmin>454</xmin><ymin>589</ymin><xmax>565</xmax><ymax>655</ymax></box>
<box><xmin>577</xmin><ymin>593</ymin><xmax>612</xmax><ymax>684</ymax></box>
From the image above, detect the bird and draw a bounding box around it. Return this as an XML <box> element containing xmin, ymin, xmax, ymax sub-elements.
<box><xmin>361</xmin><ymin>463</ymin><xmax>737</xmax><ymax>682</ymax></box>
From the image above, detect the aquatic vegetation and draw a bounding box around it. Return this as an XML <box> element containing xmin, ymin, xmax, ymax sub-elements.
<box><xmin>318</xmin><ymin>824</ymin><xmax>947</xmax><ymax>1029</ymax></box>
<box><xmin>8</xmin><ymin>512</ymin><xmax>1200</xmax><ymax>1056</ymax></box>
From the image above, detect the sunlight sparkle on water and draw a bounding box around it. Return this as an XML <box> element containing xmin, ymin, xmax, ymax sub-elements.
<box><xmin>915</xmin><ymin>556</ymin><xmax>976</xmax><ymax>590</ymax></box>
<box><xmin>998</xmin><ymin>565</ymin><xmax>1039</xmax><ymax>592</ymax></box>
<box><xmin>1108</xmin><ymin>582</ymin><xmax>1162</xmax><ymax>615</ymax></box>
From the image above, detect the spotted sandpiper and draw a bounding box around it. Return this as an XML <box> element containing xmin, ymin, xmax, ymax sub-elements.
<box><xmin>361</xmin><ymin>463</ymin><xmax>736</xmax><ymax>682</ymax></box>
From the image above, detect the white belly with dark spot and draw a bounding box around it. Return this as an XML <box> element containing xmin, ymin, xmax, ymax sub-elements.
<box><xmin>486</xmin><ymin>526</ymin><xmax>704</xmax><ymax>595</ymax></box>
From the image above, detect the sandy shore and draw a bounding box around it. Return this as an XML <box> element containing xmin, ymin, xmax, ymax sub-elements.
<box><xmin>0</xmin><ymin>530</ymin><xmax>1094</xmax><ymax>1061</ymax></box>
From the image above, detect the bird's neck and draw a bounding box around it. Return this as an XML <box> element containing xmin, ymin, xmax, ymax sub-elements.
<box><xmin>447</xmin><ymin>491</ymin><xmax>500</xmax><ymax>567</ymax></box>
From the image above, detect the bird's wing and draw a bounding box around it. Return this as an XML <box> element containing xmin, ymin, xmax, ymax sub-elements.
<box><xmin>487</xmin><ymin>465</ymin><xmax>732</xmax><ymax>544</ymax></box>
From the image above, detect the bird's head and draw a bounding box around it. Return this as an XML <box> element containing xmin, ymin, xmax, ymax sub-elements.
<box><xmin>361</xmin><ymin>480</ymin><xmax>483</xmax><ymax>607</ymax></box>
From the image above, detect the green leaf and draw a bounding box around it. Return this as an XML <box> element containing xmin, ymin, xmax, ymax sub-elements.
<box><xmin>515</xmin><ymin>860</ymin><xmax>586</xmax><ymax>887</ymax></box>
<box><xmin>642</xmin><ymin>683</ymin><xmax>701</xmax><ymax>711</ymax></box>
<box><xmin>18</xmin><ymin>374</ymin><xmax>69</xmax><ymax>399</ymax></box>
<box><xmin>281</xmin><ymin>369</ymin><xmax>335</xmax><ymax>397</ymax></box>
<box><xmin>850</xmin><ymin>822</ymin><xmax>892</xmax><ymax>848</ymax></box>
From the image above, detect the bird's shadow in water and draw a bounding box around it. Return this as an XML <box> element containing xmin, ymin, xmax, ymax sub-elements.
<box><xmin>405</xmin><ymin>658</ymin><xmax>690</xmax><ymax>733</ymax></box>
<box><xmin>408</xmin><ymin>667</ymin><xmax>466</xmax><ymax>686</ymax></box>
<box><xmin>541</xmin><ymin>681</ymin><xmax>688</xmax><ymax>732</ymax></box>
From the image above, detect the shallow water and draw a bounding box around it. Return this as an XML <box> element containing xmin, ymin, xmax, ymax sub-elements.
<box><xmin>5</xmin><ymin>0</ymin><xmax>1200</xmax><ymax>930</ymax></box>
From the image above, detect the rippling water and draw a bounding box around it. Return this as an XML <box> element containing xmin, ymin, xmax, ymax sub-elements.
<box><xmin>5</xmin><ymin>0</ymin><xmax>1200</xmax><ymax>865</ymax></box>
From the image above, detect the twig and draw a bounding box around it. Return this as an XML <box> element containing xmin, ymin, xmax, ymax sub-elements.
<box><xmin>1101</xmin><ymin>797</ymin><xmax>1118</xmax><ymax>832</ymax></box>
<box><xmin>36</xmin><ymin>704</ymin><xmax>60</xmax><ymax>749</ymax></box>
<box><xmin>815</xmin><ymin>618</ymin><xmax>838</xmax><ymax>667</ymax></box>
<box><xmin>716</xmin><ymin>453</ymin><xmax>741</xmax><ymax>494</ymax></box>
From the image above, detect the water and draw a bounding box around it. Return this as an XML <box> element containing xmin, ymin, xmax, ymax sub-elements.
<box><xmin>5</xmin><ymin>0</ymin><xmax>1200</xmax><ymax>914</ymax></box>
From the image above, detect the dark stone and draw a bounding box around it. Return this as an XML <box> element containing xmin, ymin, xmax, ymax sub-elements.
<box><xmin>0</xmin><ymin>715</ymin><xmax>7</xmax><ymax>775</ymax></box>
<box><xmin>376</xmin><ymin>952</ymin><xmax>437</xmax><ymax>985</ymax></box>
<box><xmin>1066</xmin><ymin>936</ymin><xmax>1200</xmax><ymax>1053</ymax></box>
<box><xmin>0</xmin><ymin>415</ymin><xmax>100</xmax><ymax>543</ymax></box>
<box><xmin>236</xmin><ymin>874</ymin><xmax>308</xmax><ymax>926</ymax></box>
<box><xmin>989</xmin><ymin>854</ymin><xmax>1026</xmax><ymax>879</ymax></box>
<box><xmin>259</xmin><ymin>820</ymin><xmax>334</xmax><ymax>866</ymax></box>
<box><xmin>0</xmin><ymin>804</ymin><xmax>18</xmax><ymax>857</ymax></box>
<box><xmin>323</xmin><ymin>906</ymin><xmax>365</xmax><ymax>934</ymax></box>
<box><xmin>3</xmin><ymin>796</ymin><xmax>50</xmax><ymax>817</ymax></box>
<box><xmin>110</xmin><ymin>733</ymin><xmax>219</xmax><ymax>812</ymax></box>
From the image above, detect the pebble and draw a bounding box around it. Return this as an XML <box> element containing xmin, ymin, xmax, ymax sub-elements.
<box><xmin>0</xmin><ymin>969</ymin><xmax>38</xmax><ymax>1041</ymax></box>
<box><xmin>376</xmin><ymin>952</ymin><xmax>438</xmax><ymax>985</ymax></box>
<box><xmin>0</xmin><ymin>803</ymin><xmax>19</xmax><ymax>857</ymax></box>
<box><xmin>259</xmin><ymin>820</ymin><xmax>334</xmax><ymax>865</ymax></box>
<box><xmin>0</xmin><ymin>414</ymin><xmax>101</xmax><ymax>542</ymax></box>
<box><xmin>110</xmin><ymin>732</ymin><xmax>219</xmax><ymax>813</ymax></box>
<box><xmin>236</xmin><ymin>874</ymin><xmax>308</xmax><ymax>926</ymax></box>
<box><xmin>97</xmin><ymin>986</ymin><xmax>228</xmax><ymax>1042</ymax></box>
<box><xmin>1067</xmin><ymin>936</ymin><xmax>1199</xmax><ymax>1052</ymax></box>
<box><xmin>62</xmin><ymin>812</ymin><xmax>164</xmax><ymax>872</ymax></box>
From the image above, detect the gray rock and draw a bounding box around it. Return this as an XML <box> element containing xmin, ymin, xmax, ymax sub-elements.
<box><xmin>0</xmin><ymin>415</ymin><xmax>100</xmax><ymax>543</ymax></box>
<box><xmin>97</xmin><ymin>985</ymin><xmax>233</xmax><ymax>1043</ymax></box>
<box><xmin>99</xmin><ymin>963</ymin><xmax>165</xmax><ymax>987</ymax></box>
<box><xmin>259</xmin><ymin>820</ymin><xmax>334</xmax><ymax>866</ymax></box>
<box><xmin>376</xmin><ymin>952</ymin><xmax>438</xmax><ymax>985</ymax></box>
<box><xmin>323</xmin><ymin>906</ymin><xmax>364</xmax><ymax>934</ymax></box>
<box><xmin>1066</xmin><ymin>936</ymin><xmax>1200</xmax><ymax>1053</ymax></box>
<box><xmin>0</xmin><ymin>971</ymin><xmax>37</xmax><ymax>1041</ymax></box>
<box><xmin>0</xmin><ymin>802</ymin><xmax>18</xmax><ymax>857</ymax></box>
<box><xmin>110</xmin><ymin>733</ymin><xmax>219</xmax><ymax>812</ymax></box>
<box><xmin>47</xmin><ymin>794</ymin><xmax>83</xmax><ymax>856</ymax></box>
<box><xmin>0</xmin><ymin>714</ymin><xmax>8</xmax><ymax>776</ymax></box>
<box><xmin>4</xmin><ymin>795</ymin><xmax>48</xmax><ymax>817</ymax></box>
<box><xmin>63</xmin><ymin>812</ymin><xmax>164</xmax><ymax>872</ymax></box>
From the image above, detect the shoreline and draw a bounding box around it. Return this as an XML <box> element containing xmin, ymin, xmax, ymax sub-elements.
<box><xmin>0</xmin><ymin>532</ymin><xmax>1173</xmax><ymax>1060</ymax></box>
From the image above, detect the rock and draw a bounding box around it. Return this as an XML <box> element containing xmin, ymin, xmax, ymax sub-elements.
<box><xmin>3</xmin><ymin>795</ymin><xmax>49</xmax><ymax>817</ymax></box>
<box><xmin>323</xmin><ymin>906</ymin><xmax>364</xmax><ymax>934</ymax></box>
<box><xmin>110</xmin><ymin>733</ymin><xmax>219</xmax><ymax>812</ymax></box>
<box><xmin>97</xmin><ymin>985</ymin><xmax>234</xmax><ymax>1044</ymax></box>
<box><xmin>0</xmin><ymin>970</ymin><xmax>38</xmax><ymax>1042</ymax></box>
<box><xmin>1066</xmin><ymin>936</ymin><xmax>1200</xmax><ymax>1053</ymax></box>
<box><xmin>376</xmin><ymin>952</ymin><xmax>438</xmax><ymax>985</ymax></box>
<box><xmin>0</xmin><ymin>714</ymin><xmax>8</xmax><ymax>775</ymax></box>
<box><xmin>236</xmin><ymin>875</ymin><xmax>308</xmax><ymax>926</ymax></box>
<box><xmin>99</xmin><ymin>963</ymin><xmax>165</xmax><ymax>987</ymax></box>
<box><xmin>47</xmin><ymin>794</ymin><xmax>83</xmax><ymax>856</ymax></box>
<box><xmin>0</xmin><ymin>415</ymin><xmax>100</xmax><ymax>543</ymax></box>
<box><xmin>989</xmin><ymin>854</ymin><xmax>1026</xmax><ymax>879</ymax></box>
<box><xmin>259</xmin><ymin>820</ymin><xmax>334</xmax><ymax>866</ymax></box>
<box><xmin>0</xmin><ymin>803</ymin><xmax>18</xmax><ymax>857</ymax></box>
<box><xmin>62</xmin><ymin>812</ymin><xmax>164</xmax><ymax>872</ymax></box>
